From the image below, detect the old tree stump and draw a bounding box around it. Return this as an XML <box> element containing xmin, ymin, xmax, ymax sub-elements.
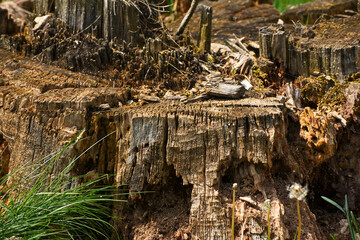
<box><xmin>34</xmin><ymin>0</ymin><xmax>145</xmax><ymax>43</ymax></box>
<box><xmin>197</xmin><ymin>4</ymin><xmax>212</xmax><ymax>53</ymax></box>
<box><xmin>260</xmin><ymin>3</ymin><xmax>360</xmax><ymax>79</ymax></box>
<box><xmin>2</xmin><ymin>0</ymin><xmax>360</xmax><ymax>239</ymax></box>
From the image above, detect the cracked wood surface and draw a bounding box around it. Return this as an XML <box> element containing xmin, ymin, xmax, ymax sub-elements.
<box><xmin>0</xmin><ymin>48</ymin><xmax>328</xmax><ymax>239</ymax></box>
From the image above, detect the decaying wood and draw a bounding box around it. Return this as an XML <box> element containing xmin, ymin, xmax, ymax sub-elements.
<box><xmin>34</xmin><ymin>0</ymin><xmax>53</xmax><ymax>15</ymax></box>
<box><xmin>285</xmin><ymin>82</ymin><xmax>301</xmax><ymax>108</ymax></box>
<box><xmin>233</xmin><ymin>34</ymin><xmax>249</xmax><ymax>54</ymax></box>
<box><xmin>34</xmin><ymin>0</ymin><xmax>142</xmax><ymax>43</ymax></box>
<box><xmin>259</xmin><ymin>15</ymin><xmax>360</xmax><ymax>78</ymax></box>
<box><xmin>225</xmin><ymin>38</ymin><xmax>247</xmax><ymax>55</ymax></box>
<box><xmin>0</xmin><ymin>1</ymin><xmax>31</xmax><ymax>35</ymax></box>
<box><xmin>248</xmin><ymin>40</ymin><xmax>259</xmax><ymax>49</ymax></box>
<box><xmin>197</xmin><ymin>5</ymin><xmax>212</xmax><ymax>53</ymax></box>
<box><xmin>183</xmin><ymin>94</ymin><xmax>209</xmax><ymax>104</ymax></box>
<box><xmin>223</xmin><ymin>39</ymin><xmax>254</xmax><ymax>76</ymax></box>
<box><xmin>140</xmin><ymin>94</ymin><xmax>160</xmax><ymax>103</ymax></box>
<box><xmin>207</xmin><ymin>83</ymin><xmax>245</xmax><ymax>99</ymax></box>
<box><xmin>259</xmin><ymin>24</ymin><xmax>286</xmax><ymax>66</ymax></box>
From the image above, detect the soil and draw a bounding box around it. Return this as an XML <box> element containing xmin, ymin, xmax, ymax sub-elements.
<box><xmin>122</xmin><ymin>168</ymin><xmax>193</xmax><ymax>240</ymax></box>
<box><xmin>167</xmin><ymin>0</ymin><xmax>280</xmax><ymax>42</ymax></box>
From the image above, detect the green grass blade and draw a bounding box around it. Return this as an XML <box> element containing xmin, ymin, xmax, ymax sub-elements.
<box><xmin>0</xmin><ymin>129</ymin><xmax>124</xmax><ymax>240</ymax></box>
<box><xmin>351</xmin><ymin>211</ymin><xmax>360</xmax><ymax>235</ymax></box>
<box><xmin>321</xmin><ymin>196</ymin><xmax>345</xmax><ymax>213</ymax></box>
<box><xmin>345</xmin><ymin>195</ymin><xmax>356</xmax><ymax>240</ymax></box>
<box><xmin>329</xmin><ymin>233</ymin><xmax>337</xmax><ymax>240</ymax></box>
<box><xmin>293</xmin><ymin>227</ymin><xmax>298</xmax><ymax>240</ymax></box>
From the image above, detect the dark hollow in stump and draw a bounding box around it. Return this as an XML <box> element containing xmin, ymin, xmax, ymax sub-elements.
<box><xmin>197</xmin><ymin>4</ymin><xmax>212</xmax><ymax>53</ymax></box>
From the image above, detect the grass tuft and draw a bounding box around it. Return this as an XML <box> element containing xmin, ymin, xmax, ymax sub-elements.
<box><xmin>273</xmin><ymin>0</ymin><xmax>315</xmax><ymax>13</ymax></box>
<box><xmin>0</xmin><ymin>130</ymin><xmax>126</xmax><ymax>240</ymax></box>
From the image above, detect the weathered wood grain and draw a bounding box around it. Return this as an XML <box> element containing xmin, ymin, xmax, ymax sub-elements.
<box><xmin>34</xmin><ymin>0</ymin><xmax>141</xmax><ymax>43</ymax></box>
<box><xmin>259</xmin><ymin>15</ymin><xmax>360</xmax><ymax>79</ymax></box>
<box><xmin>207</xmin><ymin>83</ymin><xmax>245</xmax><ymax>99</ymax></box>
<box><xmin>197</xmin><ymin>4</ymin><xmax>212</xmax><ymax>53</ymax></box>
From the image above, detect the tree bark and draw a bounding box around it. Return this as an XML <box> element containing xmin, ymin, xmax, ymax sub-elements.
<box><xmin>34</xmin><ymin>0</ymin><xmax>140</xmax><ymax>43</ymax></box>
<box><xmin>259</xmin><ymin>17</ymin><xmax>360</xmax><ymax>79</ymax></box>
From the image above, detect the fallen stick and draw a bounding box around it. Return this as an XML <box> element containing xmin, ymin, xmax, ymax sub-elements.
<box><xmin>233</xmin><ymin>33</ymin><xmax>250</xmax><ymax>54</ymax></box>
<box><xmin>176</xmin><ymin>0</ymin><xmax>200</xmax><ymax>36</ymax></box>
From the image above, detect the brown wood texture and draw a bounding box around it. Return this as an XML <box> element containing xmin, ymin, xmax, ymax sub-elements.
<box><xmin>34</xmin><ymin>0</ymin><xmax>141</xmax><ymax>42</ymax></box>
<box><xmin>197</xmin><ymin>4</ymin><xmax>212</xmax><ymax>53</ymax></box>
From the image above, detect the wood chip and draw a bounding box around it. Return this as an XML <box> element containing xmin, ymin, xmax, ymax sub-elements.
<box><xmin>207</xmin><ymin>83</ymin><xmax>245</xmax><ymax>99</ymax></box>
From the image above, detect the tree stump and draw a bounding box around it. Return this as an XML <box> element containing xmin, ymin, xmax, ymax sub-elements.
<box><xmin>34</xmin><ymin>0</ymin><xmax>53</xmax><ymax>15</ymax></box>
<box><xmin>34</xmin><ymin>0</ymin><xmax>141</xmax><ymax>43</ymax></box>
<box><xmin>259</xmin><ymin>24</ymin><xmax>286</xmax><ymax>66</ymax></box>
<box><xmin>259</xmin><ymin>14</ymin><xmax>360</xmax><ymax>79</ymax></box>
<box><xmin>197</xmin><ymin>4</ymin><xmax>212</xmax><ymax>53</ymax></box>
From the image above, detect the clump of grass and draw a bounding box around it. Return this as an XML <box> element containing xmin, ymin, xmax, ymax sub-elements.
<box><xmin>0</xmin><ymin>130</ymin><xmax>126</xmax><ymax>239</ymax></box>
<box><xmin>322</xmin><ymin>195</ymin><xmax>360</xmax><ymax>240</ymax></box>
<box><xmin>273</xmin><ymin>0</ymin><xmax>315</xmax><ymax>13</ymax></box>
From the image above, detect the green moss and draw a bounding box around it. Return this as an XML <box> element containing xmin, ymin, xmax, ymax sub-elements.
<box><xmin>251</xmin><ymin>65</ymin><xmax>267</xmax><ymax>89</ymax></box>
<box><xmin>347</xmin><ymin>72</ymin><xmax>360</xmax><ymax>83</ymax></box>
<box><xmin>301</xmin><ymin>75</ymin><xmax>348</xmax><ymax>110</ymax></box>
<box><xmin>301</xmin><ymin>75</ymin><xmax>335</xmax><ymax>107</ymax></box>
<box><xmin>319</xmin><ymin>82</ymin><xmax>348</xmax><ymax>111</ymax></box>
